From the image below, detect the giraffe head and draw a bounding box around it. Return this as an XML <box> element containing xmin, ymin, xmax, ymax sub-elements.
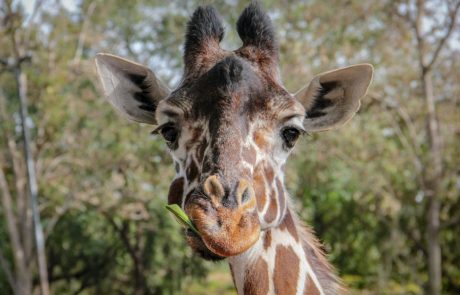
<box><xmin>95</xmin><ymin>2</ymin><xmax>373</xmax><ymax>261</ymax></box>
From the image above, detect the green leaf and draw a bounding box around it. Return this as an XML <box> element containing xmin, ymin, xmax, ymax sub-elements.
<box><xmin>165</xmin><ymin>204</ymin><xmax>200</xmax><ymax>236</ymax></box>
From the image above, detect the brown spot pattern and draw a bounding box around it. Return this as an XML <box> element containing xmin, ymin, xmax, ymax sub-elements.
<box><xmin>253</xmin><ymin>130</ymin><xmax>268</xmax><ymax>149</ymax></box>
<box><xmin>274</xmin><ymin>245</ymin><xmax>299</xmax><ymax>295</ymax></box>
<box><xmin>192</xmin><ymin>126</ymin><xmax>203</xmax><ymax>138</ymax></box>
<box><xmin>302</xmin><ymin>228</ymin><xmax>343</xmax><ymax>294</ymax></box>
<box><xmin>279</xmin><ymin>209</ymin><xmax>298</xmax><ymax>242</ymax></box>
<box><xmin>304</xmin><ymin>276</ymin><xmax>320</xmax><ymax>295</ymax></box>
<box><xmin>264</xmin><ymin>188</ymin><xmax>278</xmax><ymax>223</ymax></box>
<box><xmin>167</xmin><ymin>177</ymin><xmax>184</xmax><ymax>205</ymax></box>
<box><xmin>264</xmin><ymin>164</ymin><xmax>274</xmax><ymax>185</ymax></box>
<box><xmin>263</xmin><ymin>230</ymin><xmax>272</xmax><ymax>250</ymax></box>
<box><xmin>243</xmin><ymin>257</ymin><xmax>269</xmax><ymax>295</ymax></box>
<box><xmin>253</xmin><ymin>165</ymin><xmax>266</xmax><ymax>211</ymax></box>
<box><xmin>276</xmin><ymin>178</ymin><xmax>286</xmax><ymax>219</ymax></box>
<box><xmin>186</xmin><ymin>127</ymin><xmax>203</xmax><ymax>151</ymax></box>
<box><xmin>186</xmin><ymin>159</ymin><xmax>199</xmax><ymax>182</ymax></box>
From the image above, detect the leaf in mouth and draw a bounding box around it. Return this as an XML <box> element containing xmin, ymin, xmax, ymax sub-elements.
<box><xmin>165</xmin><ymin>204</ymin><xmax>200</xmax><ymax>235</ymax></box>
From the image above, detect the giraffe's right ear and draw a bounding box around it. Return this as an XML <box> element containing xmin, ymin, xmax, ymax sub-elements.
<box><xmin>295</xmin><ymin>64</ymin><xmax>373</xmax><ymax>132</ymax></box>
<box><xmin>95</xmin><ymin>53</ymin><xmax>170</xmax><ymax>125</ymax></box>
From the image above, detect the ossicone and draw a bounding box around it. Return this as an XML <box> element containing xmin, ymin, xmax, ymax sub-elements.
<box><xmin>183</xmin><ymin>5</ymin><xmax>225</xmax><ymax>74</ymax></box>
<box><xmin>236</xmin><ymin>1</ymin><xmax>278</xmax><ymax>56</ymax></box>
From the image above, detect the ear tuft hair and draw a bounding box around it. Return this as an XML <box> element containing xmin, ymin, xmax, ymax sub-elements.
<box><xmin>236</xmin><ymin>1</ymin><xmax>277</xmax><ymax>53</ymax></box>
<box><xmin>185</xmin><ymin>6</ymin><xmax>225</xmax><ymax>57</ymax></box>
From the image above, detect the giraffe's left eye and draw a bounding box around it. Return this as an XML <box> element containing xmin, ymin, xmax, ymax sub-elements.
<box><xmin>160</xmin><ymin>125</ymin><xmax>179</xmax><ymax>144</ymax></box>
<box><xmin>281</xmin><ymin>127</ymin><xmax>301</xmax><ymax>148</ymax></box>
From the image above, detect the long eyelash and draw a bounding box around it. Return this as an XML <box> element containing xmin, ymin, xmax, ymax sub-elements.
<box><xmin>151</xmin><ymin>122</ymin><xmax>174</xmax><ymax>135</ymax></box>
<box><xmin>284</xmin><ymin>125</ymin><xmax>306</xmax><ymax>135</ymax></box>
<box><xmin>304</xmin><ymin>131</ymin><xmax>312</xmax><ymax>137</ymax></box>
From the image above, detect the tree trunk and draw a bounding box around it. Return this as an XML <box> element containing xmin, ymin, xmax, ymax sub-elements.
<box><xmin>0</xmin><ymin>168</ymin><xmax>32</xmax><ymax>295</ymax></box>
<box><xmin>421</xmin><ymin>69</ymin><xmax>442</xmax><ymax>295</ymax></box>
<box><xmin>15</xmin><ymin>67</ymin><xmax>51</xmax><ymax>295</ymax></box>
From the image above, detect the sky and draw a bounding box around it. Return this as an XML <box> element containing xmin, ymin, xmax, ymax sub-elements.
<box><xmin>20</xmin><ymin>0</ymin><xmax>78</xmax><ymax>15</ymax></box>
<box><xmin>18</xmin><ymin>0</ymin><xmax>459</xmax><ymax>53</ymax></box>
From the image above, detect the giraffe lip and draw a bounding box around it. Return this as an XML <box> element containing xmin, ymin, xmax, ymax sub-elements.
<box><xmin>184</xmin><ymin>189</ymin><xmax>260</xmax><ymax>258</ymax></box>
<box><xmin>185</xmin><ymin>229</ymin><xmax>225</xmax><ymax>261</ymax></box>
<box><xmin>185</xmin><ymin>227</ymin><xmax>201</xmax><ymax>238</ymax></box>
<box><xmin>186</xmin><ymin>206</ymin><xmax>261</xmax><ymax>257</ymax></box>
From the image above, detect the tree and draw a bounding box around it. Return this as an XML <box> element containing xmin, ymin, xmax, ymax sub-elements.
<box><xmin>409</xmin><ymin>2</ymin><xmax>460</xmax><ymax>294</ymax></box>
<box><xmin>1</xmin><ymin>0</ymin><xmax>50</xmax><ymax>293</ymax></box>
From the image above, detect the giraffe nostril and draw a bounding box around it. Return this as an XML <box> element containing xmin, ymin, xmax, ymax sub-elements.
<box><xmin>200</xmin><ymin>176</ymin><xmax>255</xmax><ymax>209</ymax></box>
<box><xmin>237</xmin><ymin>180</ymin><xmax>255</xmax><ymax>207</ymax></box>
<box><xmin>241</xmin><ymin>188</ymin><xmax>251</xmax><ymax>204</ymax></box>
<box><xmin>203</xmin><ymin>175</ymin><xmax>225</xmax><ymax>204</ymax></box>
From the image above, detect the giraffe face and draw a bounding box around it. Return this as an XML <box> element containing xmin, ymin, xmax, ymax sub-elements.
<box><xmin>155</xmin><ymin>55</ymin><xmax>305</xmax><ymax>259</ymax></box>
<box><xmin>95</xmin><ymin>3</ymin><xmax>373</xmax><ymax>261</ymax></box>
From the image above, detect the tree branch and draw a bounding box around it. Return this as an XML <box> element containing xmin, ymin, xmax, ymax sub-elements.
<box><xmin>0</xmin><ymin>167</ymin><xmax>31</xmax><ymax>294</ymax></box>
<box><xmin>0</xmin><ymin>168</ymin><xmax>22</xmax><ymax>255</ymax></box>
<box><xmin>5</xmin><ymin>2</ymin><xmax>50</xmax><ymax>293</ymax></box>
<box><xmin>414</xmin><ymin>0</ymin><xmax>427</xmax><ymax>70</ymax></box>
<box><xmin>72</xmin><ymin>1</ymin><xmax>97</xmax><ymax>65</ymax></box>
<box><xmin>104</xmin><ymin>213</ymin><xmax>138</xmax><ymax>262</ymax></box>
<box><xmin>425</xmin><ymin>1</ymin><xmax>460</xmax><ymax>71</ymax></box>
<box><xmin>22</xmin><ymin>0</ymin><xmax>45</xmax><ymax>52</ymax></box>
<box><xmin>0</xmin><ymin>89</ymin><xmax>32</xmax><ymax>263</ymax></box>
<box><xmin>367</xmin><ymin>92</ymin><xmax>425</xmax><ymax>186</ymax></box>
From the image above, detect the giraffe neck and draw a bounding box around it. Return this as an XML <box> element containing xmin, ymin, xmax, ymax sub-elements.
<box><xmin>228</xmin><ymin>206</ymin><xmax>343</xmax><ymax>295</ymax></box>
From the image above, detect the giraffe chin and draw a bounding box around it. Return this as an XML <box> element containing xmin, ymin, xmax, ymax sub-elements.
<box><xmin>185</xmin><ymin>199</ymin><xmax>261</xmax><ymax>259</ymax></box>
<box><xmin>185</xmin><ymin>229</ymin><xmax>226</xmax><ymax>261</ymax></box>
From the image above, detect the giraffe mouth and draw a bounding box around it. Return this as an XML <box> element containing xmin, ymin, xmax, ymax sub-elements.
<box><xmin>185</xmin><ymin>228</ymin><xmax>226</xmax><ymax>261</ymax></box>
<box><xmin>184</xmin><ymin>193</ymin><xmax>261</xmax><ymax>258</ymax></box>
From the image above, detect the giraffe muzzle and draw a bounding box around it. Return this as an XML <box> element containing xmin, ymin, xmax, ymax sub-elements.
<box><xmin>184</xmin><ymin>175</ymin><xmax>261</xmax><ymax>258</ymax></box>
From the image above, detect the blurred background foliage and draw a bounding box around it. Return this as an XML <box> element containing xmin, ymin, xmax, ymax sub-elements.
<box><xmin>0</xmin><ymin>0</ymin><xmax>459</xmax><ymax>294</ymax></box>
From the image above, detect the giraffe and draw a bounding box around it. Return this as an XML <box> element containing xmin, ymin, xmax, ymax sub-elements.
<box><xmin>95</xmin><ymin>2</ymin><xmax>373</xmax><ymax>294</ymax></box>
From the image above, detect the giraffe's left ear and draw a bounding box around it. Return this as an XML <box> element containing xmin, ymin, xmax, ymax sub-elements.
<box><xmin>295</xmin><ymin>64</ymin><xmax>373</xmax><ymax>132</ymax></box>
<box><xmin>95</xmin><ymin>53</ymin><xmax>170</xmax><ymax>125</ymax></box>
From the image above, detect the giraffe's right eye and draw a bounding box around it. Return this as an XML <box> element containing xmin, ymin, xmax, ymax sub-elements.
<box><xmin>160</xmin><ymin>125</ymin><xmax>179</xmax><ymax>143</ymax></box>
<box><xmin>281</xmin><ymin>127</ymin><xmax>302</xmax><ymax>148</ymax></box>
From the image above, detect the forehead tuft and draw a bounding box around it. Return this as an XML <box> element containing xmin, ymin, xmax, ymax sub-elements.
<box><xmin>194</xmin><ymin>56</ymin><xmax>258</xmax><ymax>94</ymax></box>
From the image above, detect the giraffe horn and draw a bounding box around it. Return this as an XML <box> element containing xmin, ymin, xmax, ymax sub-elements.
<box><xmin>236</xmin><ymin>1</ymin><xmax>278</xmax><ymax>56</ymax></box>
<box><xmin>183</xmin><ymin>6</ymin><xmax>225</xmax><ymax>74</ymax></box>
